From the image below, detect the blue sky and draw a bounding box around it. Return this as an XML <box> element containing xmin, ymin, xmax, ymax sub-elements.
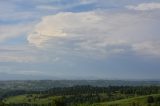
<box><xmin>0</xmin><ymin>0</ymin><xmax>160</xmax><ymax>80</ymax></box>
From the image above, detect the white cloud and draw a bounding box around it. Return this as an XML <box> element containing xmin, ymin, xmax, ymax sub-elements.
<box><xmin>0</xmin><ymin>23</ymin><xmax>33</xmax><ymax>42</ymax></box>
<box><xmin>0</xmin><ymin>55</ymin><xmax>36</xmax><ymax>63</ymax></box>
<box><xmin>126</xmin><ymin>2</ymin><xmax>160</xmax><ymax>11</ymax></box>
<box><xmin>0</xmin><ymin>44</ymin><xmax>61</xmax><ymax>63</ymax></box>
<box><xmin>132</xmin><ymin>41</ymin><xmax>160</xmax><ymax>56</ymax></box>
<box><xmin>27</xmin><ymin>11</ymin><xmax>160</xmax><ymax>57</ymax></box>
<box><xmin>0</xmin><ymin>45</ymin><xmax>36</xmax><ymax>63</ymax></box>
<box><xmin>36</xmin><ymin>5</ymin><xmax>59</xmax><ymax>10</ymax></box>
<box><xmin>28</xmin><ymin>12</ymin><xmax>102</xmax><ymax>47</ymax></box>
<box><xmin>0</xmin><ymin>1</ymin><xmax>41</xmax><ymax>22</ymax></box>
<box><xmin>80</xmin><ymin>0</ymin><xmax>97</xmax><ymax>4</ymax></box>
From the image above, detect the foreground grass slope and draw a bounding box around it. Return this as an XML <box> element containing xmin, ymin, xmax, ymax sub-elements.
<box><xmin>3</xmin><ymin>94</ymin><xmax>60</xmax><ymax>105</ymax></box>
<box><xmin>3</xmin><ymin>94</ymin><xmax>160</xmax><ymax>106</ymax></box>
<box><xmin>94</xmin><ymin>94</ymin><xmax>160</xmax><ymax>106</ymax></box>
<box><xmin>1</xmin><ymin>86</ymin><xmax>160</xmax><ymax>106</ymax></box>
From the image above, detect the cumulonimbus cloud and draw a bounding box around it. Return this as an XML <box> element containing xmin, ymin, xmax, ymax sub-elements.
<box><xmin>28</xmin><ymin>12</ymin><xmax>103</xmax><ymax>47</ymax></box>
<box><xmin>27</xmin><ymin>11</ymin><xmax>160</xmax><ymax>57</ymax></box>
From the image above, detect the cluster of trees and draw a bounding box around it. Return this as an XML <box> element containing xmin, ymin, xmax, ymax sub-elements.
<box><xmin>147</xmin><ymin>96</ymin><xmax>160</xmax><ymax>106</ymax></box>
<box><xmin>0</xmin><ymin>90</ymin><xmax>27</xmax><ymax>100</ymax></box>
<box><xmin>0</xmin><ymin>86</ymin><xmax>160</xmax><ymax>106</ymax></box>
<box><xmin>1</xmin><ymin>86</ymin><xmax>160</xmax><ymax>98</ymax></box>
<box><xmin>107</xmin><ymin>96</ymin><xmax>160</xmax><ymax>106</ymax></box>
<box><xmin>42</xmin><ymin>86</ymin><xmax>160</xmax><ymax>96</ymax></box>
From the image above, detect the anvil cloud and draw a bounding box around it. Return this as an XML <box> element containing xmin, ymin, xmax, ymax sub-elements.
<box><xmin>0</xmin><ymin>0</ymin><xmax>160</xmax><ymax>80</ymax></box>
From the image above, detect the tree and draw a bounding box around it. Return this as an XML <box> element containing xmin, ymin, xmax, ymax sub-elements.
<box><xmin>147</xmin><ymin>96</ymin><xmax>154</xmax><ymax>104</ymax></box>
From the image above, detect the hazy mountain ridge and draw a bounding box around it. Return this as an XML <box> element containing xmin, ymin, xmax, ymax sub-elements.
<box><xmin>0</xmin><ymin>80</ymin><xmax>160</xmax><ymax>90</ymax></box>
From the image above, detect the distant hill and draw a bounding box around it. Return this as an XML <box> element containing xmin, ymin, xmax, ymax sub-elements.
<box><xmin>0</xmin><ymin>80</ymin><xmax>160</xmax><ymax>90</ymax></box>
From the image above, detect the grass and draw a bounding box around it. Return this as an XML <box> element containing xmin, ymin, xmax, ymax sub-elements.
<box><xmin>94</xmin><ymin>94</ymin><xmax>160</xmax><ymax>106</ymax></box>
<box><xmin>3</xmin><ymin>94</ymin><xmax>160</xmax><ymax>106</ymax></box>
<box><xmin>3</xmin><ymin>94</ymin><xmax>60</xmax><ymax>104</ymax></box>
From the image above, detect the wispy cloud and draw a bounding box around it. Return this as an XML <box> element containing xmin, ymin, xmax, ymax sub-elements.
<box><xmin>132</xmin><ymin>41</ymin><xmax>160</xmax><ymax>56</ymax></box>
<box><xmin>0</xmin><ymin>23</ymin><xmax>34</xmax><ymax>42</ymax></box>
<box><xmin>126</xmin><ymin>2</ymin><xmax>160</xmax><ymax>11</ymax></box>
<box><xmin>36</xmin><ymin>5</ymin><xmax>59</xmax><ymax>10</ymax></box>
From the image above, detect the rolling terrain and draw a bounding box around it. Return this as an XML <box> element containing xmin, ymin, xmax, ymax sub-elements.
<box><xmin>0</xmin><ymin>80</ymin><xmax>160</xmax><ymax>90</ymax></box>
<box><xmin>0</xmin><ymin>84</ymin><xmax>159</xmax><ymax>106</ymax></box>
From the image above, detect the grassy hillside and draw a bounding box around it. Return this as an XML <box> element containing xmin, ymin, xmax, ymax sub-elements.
<box><xmin>94</xmin><ymin>94</ymin><xmax>160</xmax><ymax>106</ymax></box>
<box><xmin>3</xmin><ymin>94</ymin><xmax>160</xmax><ymax>106</ymax></box>
<box><xmin>1</xmin><ymin>86</ymin><xmax>160</xmax><ymax>106</ymax></box>
<box><xmin>3</xmin><ymin>94</ymin><xmax>60</xmax><ymax>105</ymax></box>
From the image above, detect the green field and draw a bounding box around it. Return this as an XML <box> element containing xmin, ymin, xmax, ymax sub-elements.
<box><xmin>3</xmin><ymin>94</ymin><xmax>61</xmax><ymax>105</ymax></box>
<box><xmin>3</xmin><ymin>94</ymin><xmax>160</xmax><ymax>106</ymax></box>
<box><xmin>0</xmin><ymin>86</ymin><xmax>160</xmax><ymax>106</ymax></box>
<box><xmin>95</xmin><ymin>94</ymin><xmax>160</xmax><ymax>106</ymax></box>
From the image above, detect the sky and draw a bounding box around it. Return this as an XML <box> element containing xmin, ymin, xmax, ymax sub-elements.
<box><xmin>0</xmin><ymin>0</ymin><xmax>160</xmax><ymax>80</ymax></box>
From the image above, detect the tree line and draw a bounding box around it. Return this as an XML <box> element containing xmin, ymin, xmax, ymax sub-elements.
<box><xmin>0</xmin><ymin>86</ymin><xmax>160</xmax><ymax>106</ymax></box>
